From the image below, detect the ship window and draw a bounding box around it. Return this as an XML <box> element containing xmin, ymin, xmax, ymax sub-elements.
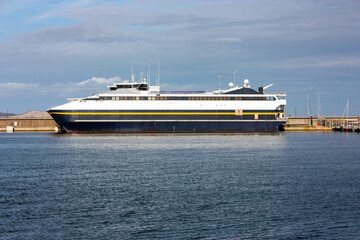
<box><xmin>138</xmin><ymin>84</ymin><xmax>148</xmax><ymax>91</ymax></box>
<box><xmin>118</xmin><ymin>84</ymin><xmax>132</xmax><ymax>88</ymax></box>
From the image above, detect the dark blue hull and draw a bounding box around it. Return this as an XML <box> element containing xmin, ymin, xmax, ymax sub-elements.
<box><xmin>49</xmin><ymin>110</ymin><xmax>285</xmax><ymax>133</ymax></box>
<box><xmin>59</xmin><ymin>121</ymin><xmax>285</xmax><ymax>133</ymax></box>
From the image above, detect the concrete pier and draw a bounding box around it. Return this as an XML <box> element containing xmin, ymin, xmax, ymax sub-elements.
<box><xmin>1</xmin><ymin>116</ymin><xmax>359</xmax><ymax>132</ymax></box>
<box><xmin>284</xmin><ymin>116</ymin><xmax>360</xmax><ymax>131</ymax></box>
<box><xmin>0</xmin><ymin>118</ymin><xmax>59</xmax><ymax>132</ymax></box>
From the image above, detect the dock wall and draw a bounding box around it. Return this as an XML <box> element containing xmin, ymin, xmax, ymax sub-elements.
<box><xmin>0</xmin><ymin>116</ymin><xmax>359</xmax><ymax>132</ymax></box>
<box><xmin>0</xmin><ymin>118</ymin><xmax>58</xmax><ymax>132</ymax></box>
<box><xmin>286</xmin><ymin>116</ymin><xmax>360</xmax><ymax>127</ymax></box>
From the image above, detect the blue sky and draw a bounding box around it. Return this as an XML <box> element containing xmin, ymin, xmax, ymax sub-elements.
<box><xmin>0</xmin><ymin>0</ymin><xmax>360</xmax><ymax>115</ymax></box>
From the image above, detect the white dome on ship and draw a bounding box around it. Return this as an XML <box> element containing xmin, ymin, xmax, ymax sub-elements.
<box><xmin>243</xmin><ymin>79</ymin><xmax>250</xmax><ymax>88</ymax></box>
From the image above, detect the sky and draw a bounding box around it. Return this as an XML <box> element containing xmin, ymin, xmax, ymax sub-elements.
<box><xmin>0</xmin><ymin>0</ymin><xmax>360</xmax><ymax>115</ymax></box>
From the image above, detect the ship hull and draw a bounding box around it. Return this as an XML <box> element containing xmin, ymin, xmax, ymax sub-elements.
<box><xmin>49</xmin><ymin>110</ymin><xmax>286</xmax><ymax>133</ymax></box>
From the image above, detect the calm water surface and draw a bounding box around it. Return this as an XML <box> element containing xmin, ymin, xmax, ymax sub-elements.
<box><xmin>1</xmin><ymin>132</ymin><xmax>360</xmax><ymax>239</ymax></box>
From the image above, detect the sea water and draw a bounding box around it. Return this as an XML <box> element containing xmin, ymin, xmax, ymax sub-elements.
<box><xmin>1</xmin><ymin>132</ymin><xmax>360</xmax><ymax>239</ymax></box>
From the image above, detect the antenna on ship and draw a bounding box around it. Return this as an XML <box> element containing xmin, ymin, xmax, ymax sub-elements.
<box><xmin>233</xmin><ymin>68</ymin><xmax>236</xmax><ymax>86</ymax></box>
<box><xmin>148</xmin><ymin>64</ymin><xmax>151</xmax><ymax>86</ymax></box>
<box><xmin>131</xmin><ymin>66</ymin><xmax>135</xmax><ymax>83</ymax></box>
<box><xmin>140</xmin><ymin>71</ymin><xmax>144</xmax><ymax>83</ymax></box>
<box><xmin>157</xmin><ymin>61</ymin><xmax>160</xmax><ymax>86</ymax></box>
<box><xmin>218</xmin><ymin>73</ymin><xmax>221</xmax><ymax>92</ymax></box>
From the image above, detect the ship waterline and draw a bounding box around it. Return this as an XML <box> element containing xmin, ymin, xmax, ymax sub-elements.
<box><xmin>48</xmin><ymin>78</ymin><xmax>286</xmax><ymax>133</ymax></box>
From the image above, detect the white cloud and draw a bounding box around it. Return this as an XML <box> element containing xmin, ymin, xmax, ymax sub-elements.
<box><xmin>0</xmin><ymin>82</ymin><xmax>39</xmax><ymax>95</ymax></box>
<box><xmin>283</xmin><ymin>56</ymin><xmax>360</xmax><ymax>68</ymax></box>
<box><xmin>0</xmin><ymin>76</ymin><xmax>123</xmax><ymax>97</ymax></box>
<box><xmin>78</xmin><ymin>76</ymin><xmax>122</xmax><ymax>86</ymax></box>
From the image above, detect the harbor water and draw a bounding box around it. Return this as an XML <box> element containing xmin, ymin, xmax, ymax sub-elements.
<box><xmin>1</xmin><ymin>132</ymin><xmax>360</xmax><ymax>239</ymax></box>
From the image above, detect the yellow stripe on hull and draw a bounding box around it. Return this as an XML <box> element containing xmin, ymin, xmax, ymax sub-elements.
<box><xmin>49</xmin><ymin>111</ymin><xmax>281</xmax><ymax>115</ymax></box>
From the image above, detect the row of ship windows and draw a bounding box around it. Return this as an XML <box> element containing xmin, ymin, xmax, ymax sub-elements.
<box><xmin>98</xmin><ymin>96</ymin><xmax>276</xmax><ymax>101</ymax></box>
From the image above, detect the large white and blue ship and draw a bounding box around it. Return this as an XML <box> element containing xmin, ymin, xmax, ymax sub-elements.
<box><xmin>48</xmin><ymin>76</ymin><xmax>286</xmax><ymax>133</ymax></box>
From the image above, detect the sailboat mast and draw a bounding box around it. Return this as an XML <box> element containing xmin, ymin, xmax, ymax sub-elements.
<box><xmin>347</xmin><ymin>97</ymin><xmax>349</xmax><ymax>125</ymax></box>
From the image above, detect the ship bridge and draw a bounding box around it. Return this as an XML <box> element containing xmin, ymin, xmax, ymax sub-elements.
<box><xmin>108</xmin><ymin>82</ymin><xmax>148</xmax><ymax>91</ymax></box>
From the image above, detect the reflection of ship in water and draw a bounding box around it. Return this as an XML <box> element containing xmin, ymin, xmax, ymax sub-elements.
<box><xmin>48</xmin><ymin>75</ymin><xmax>287</xmax><ymax>133</ymax></box>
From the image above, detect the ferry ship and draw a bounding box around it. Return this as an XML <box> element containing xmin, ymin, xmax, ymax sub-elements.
<box><xmin>48</xmin><ymin>76</ymin><xmax>286</xmax><ymax>133</ymax></box>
